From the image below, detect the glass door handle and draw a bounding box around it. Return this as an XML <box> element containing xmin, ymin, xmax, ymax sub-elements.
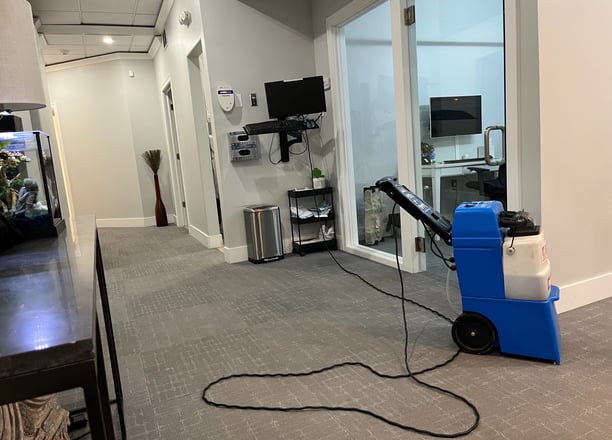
<box><xmin>484</xmin><ymin>125</ymin><xmax>505</xmax><ymax>166</ymax></box>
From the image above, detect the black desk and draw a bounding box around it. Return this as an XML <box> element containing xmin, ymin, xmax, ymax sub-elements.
<box><xmin>0</xmin><ymin>216</ymin><xmax>125</xmax><ymax>439</ymax></box>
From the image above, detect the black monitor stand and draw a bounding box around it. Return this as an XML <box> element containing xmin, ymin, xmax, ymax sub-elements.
<box><xmin>279</xmin><ymin>131</ymin><xmax>302</xmax><ymax>162</ymax></box>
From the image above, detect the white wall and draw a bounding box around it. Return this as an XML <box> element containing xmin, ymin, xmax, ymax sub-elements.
<box><xmin>149</xmin><ymin>0</ymin><xmax>325</xmax><ymax>261</ymax></box>
<box><xmin>196</xmin><ymin>0</ymin><xmax>322</xmax><ymax>261</ymax></box>
<box><xmin>46</xmin><ymin>56</ymin><xmax>171</xmax><ymax>227</ymax></box>
<box><xmin>151</xmin><ymin>0</ymin><xmax>221</xmax><ymax>248</ymax></box>
<box><xmin>538</xmin><ymin>0</ymin><xmax>612</xmax><ymax>311</ymax></box>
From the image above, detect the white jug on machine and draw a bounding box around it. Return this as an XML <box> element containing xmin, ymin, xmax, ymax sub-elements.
<box><xmin>503</xmin><ymin>231</ymin><xmax>551</xmax><ymax>301</ymax></box>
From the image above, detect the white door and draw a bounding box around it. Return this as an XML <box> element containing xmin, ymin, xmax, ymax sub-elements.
<box><xmin>329</xmin><ymin>0</ymin><xmax>421</xmax><ymax>272</ymax></box>
<box><xmin>162</xmin><ymin>84</ymin><xmax>188</xmax><ymax>227</ymax></box>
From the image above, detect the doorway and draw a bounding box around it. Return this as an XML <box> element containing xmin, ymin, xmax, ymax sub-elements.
<box><xmin>162</xmin><ymin>83</ymin><xmax>188</xmax><ymax>227</ymax></box>
<box><xmin>187</xmin><ymin>42</ymin><xmax>223</xmax><ymax>241</ymax></box>
<box><xmin>329</xmin><ymin>0</ymin><xmax>508</xmax><ymax>274</ymax></box>
<box><xmin>408</xmin><ymin>0</ymin><xmax>506</xmax><ymax>276</ymax></box>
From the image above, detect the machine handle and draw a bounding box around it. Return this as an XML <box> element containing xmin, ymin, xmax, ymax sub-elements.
<box><xmin>484</xmin><ymin>125</ymin><xmax>505</xmax><ymax>166</ymax></box>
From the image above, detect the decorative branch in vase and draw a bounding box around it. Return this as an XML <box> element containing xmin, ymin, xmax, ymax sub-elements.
<box><xmin>142</xmin><ymin>149</ymin><xmax>168</xmax><ymax>227</ymax></box>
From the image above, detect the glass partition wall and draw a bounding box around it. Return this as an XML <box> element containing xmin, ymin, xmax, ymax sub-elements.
<box><xmin>336</xmin><ymin>0</ymin><xmax>505</xmax><ymax>272</ymax></box>
<box><xmin>342</xmin><ymin>1</ymin><xmax>401</xmax><ymax>258</ymax></box>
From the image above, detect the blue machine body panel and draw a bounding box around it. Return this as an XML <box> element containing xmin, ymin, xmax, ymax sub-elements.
<box><xmin>462</xmin><ymin>287</ymin><xmax>561</xmax><ymax>364</ymax></box>
<box><xmin>452</xmin><ymin>201</ymin><xmax>561</xmax><ymax>364</ymax></box>
<box><xmin>452</xmin><ymin>201</ymin><xmax>505</xmax><ymax>299</ymax></box>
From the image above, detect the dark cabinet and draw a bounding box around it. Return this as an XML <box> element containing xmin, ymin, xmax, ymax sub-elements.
<box><xmin>287</xmin><ymin>187</ymin><xmax>337</xmax><ymax>255</ymax></box>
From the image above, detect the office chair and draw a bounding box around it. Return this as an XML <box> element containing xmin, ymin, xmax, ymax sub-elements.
<box><xmin>466</xmin><ymin>163</ymin><xmax>507</xmax><ymax>208</ymax></box>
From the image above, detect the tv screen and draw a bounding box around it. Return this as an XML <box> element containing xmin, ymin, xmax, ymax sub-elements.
<box><xmin>430</xmin><ymin>95</ymin><xmax>482</xmax><ymax>138</ymax></box>
<box><xmin>264</xmin><ymin>76</ymin><xmax>327</xmax><ymax>119</ymax></box>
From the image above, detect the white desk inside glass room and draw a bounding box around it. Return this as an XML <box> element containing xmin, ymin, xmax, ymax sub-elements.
<box><xmin>421</xmin><ymin>161</ymin><xmax>497</xmax><ymax>213</ymax></box>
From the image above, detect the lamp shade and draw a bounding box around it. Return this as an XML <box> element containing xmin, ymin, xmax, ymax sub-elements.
<box><xmin>0</xmin><ymin>0</ymin><xmax>46</xmax><ymax>111</ymax></box>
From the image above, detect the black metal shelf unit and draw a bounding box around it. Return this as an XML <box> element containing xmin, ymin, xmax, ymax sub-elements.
<box><xmin>287</xmin><ymin>187</ymin><xmax>337</xmax><ymax>255</ymax></box>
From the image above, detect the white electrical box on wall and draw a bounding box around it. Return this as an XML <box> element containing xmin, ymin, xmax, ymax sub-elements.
<box><xmin>228</xmin><ymin>131</ymin><xmax>259</xmax><ymax>162</ymax></box>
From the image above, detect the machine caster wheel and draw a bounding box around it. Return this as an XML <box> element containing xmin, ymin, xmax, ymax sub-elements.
<box><xmin>452</xmin><ymin>312</ymin><xmax>497</xmax><ymax>354</ymax></box>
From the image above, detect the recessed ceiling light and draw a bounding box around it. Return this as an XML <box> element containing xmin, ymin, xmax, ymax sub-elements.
<box><xmin>103</xmin><ymin>36</ymin><xmax>114</xmax><ymax>44</ymax></box>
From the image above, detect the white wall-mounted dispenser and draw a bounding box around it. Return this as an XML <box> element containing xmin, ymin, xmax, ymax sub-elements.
<box><xmin>217</xmin><ymin>85</ymin><xmax>235</xmax><ymax>112</ymax></box>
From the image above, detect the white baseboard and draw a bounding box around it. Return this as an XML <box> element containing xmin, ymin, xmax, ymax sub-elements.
<box><xmin>96</xmin><ymin>214</ymin><xmax>177</xmax><ymax>228</ymax></box>
<box><xmin>223</xmin><ymin>245</ymin><xmax>248</xmax><ymax>263</ymax></box>
<box><xmin>223</xmin><ymin>239</ymin><xmax>293</xmax><ymax>264</ymax></box>
<box><xmin>556</xmin><ymin>271</ymin><xmax>612</xmax><ymax>313</ymax></box>
<box><xmin>96</xmin><ymin>217</ymin><xmax>153</xmax><ymax>228</ymax></box>
<box><xmin>188</xmin><ymin>225</ymin><xmax>223</xmax><ymax>249</ymax></box>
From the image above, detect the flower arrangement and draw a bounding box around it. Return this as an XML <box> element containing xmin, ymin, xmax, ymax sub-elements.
<box><xmin>0</xmin><ymin>141</ymin><xmax>30</xmax><ymax>211</ymax></box>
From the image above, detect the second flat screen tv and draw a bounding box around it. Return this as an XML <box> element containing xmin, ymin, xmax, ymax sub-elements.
<box><xmin>430</xmin><ymin>95</ymin><xmax>482</xmax><ymax>138</ymax></box>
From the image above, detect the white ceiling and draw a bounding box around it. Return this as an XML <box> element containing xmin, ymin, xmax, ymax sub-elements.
<box><xmin>27</xmin><ymin>0</ymin><xmax>172</xmax><ymax>66</ymax></box>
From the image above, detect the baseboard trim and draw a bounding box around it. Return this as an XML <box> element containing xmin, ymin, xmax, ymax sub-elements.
<box><xmin>96</xmin><ymin>215</ymin><xmax>177</xmax><ymax>228</ymax></box>
<box><xmin>223</xmin><ymin>239</ymin><xmax>293</xmax><ymax>264</ymax></box>
<box><xmin>223</xmin><ymin>245</ymin><xmax>248</xmax><ymax>263</ymax></box>
<box><xmin>96</xmin><ymin>217</ymin><xmax>153</xmax><ymax>228</ymax></box>
<box><xmin>188</xmin><ymin>225</ymin><xmax>223</xmax><ymax>249</ymax></box>
<box><xmin>556</xmin><ymin>271</ymin><xmax>612</xmax><ymax>313</ymax></box>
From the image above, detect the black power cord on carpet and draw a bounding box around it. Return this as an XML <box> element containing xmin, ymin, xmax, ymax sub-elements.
<box><xmin>202</xmin><ymin>135</ymin><xmax>480</xmax><ymax>438</ymax></box>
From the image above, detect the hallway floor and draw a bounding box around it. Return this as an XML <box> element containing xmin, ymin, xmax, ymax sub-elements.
<box><xmin>68</xmin><ymin>226</ymin><xmax>612</xmax><ymax>439</ymax></box>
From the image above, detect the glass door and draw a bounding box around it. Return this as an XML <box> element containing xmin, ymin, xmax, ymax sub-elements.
<box><xmin>409</xmin><ymin>0</ymin><xmax>506</xmax><ymax>274</ymax></box>
<box><xmin>329</xmin><ymin>0</ymin><xmax>508</xmax><ymax>273</ymax></box>
<box><xmin>340</xmin><ymin>0</ymin><xmax>402</xmax><ymax>261</ymax></box>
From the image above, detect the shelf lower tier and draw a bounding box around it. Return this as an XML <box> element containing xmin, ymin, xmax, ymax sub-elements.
<box><xmin>292</xmin><ymin>238</ymin><xmax>337</xmax><ymax>255</ymax></box>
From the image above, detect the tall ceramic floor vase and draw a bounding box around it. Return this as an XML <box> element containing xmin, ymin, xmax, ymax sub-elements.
<box><xmin>153</xmin><ymin>173</ymin><xmax>168</xmax><ymax>226</ymax></box>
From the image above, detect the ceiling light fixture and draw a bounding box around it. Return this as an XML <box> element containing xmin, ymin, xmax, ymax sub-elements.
<box><xmin>103</xmin><ymin>36</ymin><xmax>114</xmax><ymax>44</ymax></box>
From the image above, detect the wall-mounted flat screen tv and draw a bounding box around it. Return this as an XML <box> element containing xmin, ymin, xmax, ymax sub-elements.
<box><xmin>430</xmin><ymin>95</ymin><xmax>482</xmax><ymax>138</ymax></box>
<box><xmin>264</xmin><ymin>76</ymin><xmax>327</xmax><ymax>119</ymax></box>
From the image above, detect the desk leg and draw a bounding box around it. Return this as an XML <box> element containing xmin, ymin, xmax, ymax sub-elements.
<box><xmin>431</xmin><ymin>173</ymin><xmax>441</xmax><ymax>213</ymax></box>
<box><xmin>83</xmin><ymin>317</ymin><xmax>116</xmax><ymax>440</ymax></box>
<box><xmin>95</xmin><ymin>231</ymin><xmax>127</xmax><ymax>440</ymax></box>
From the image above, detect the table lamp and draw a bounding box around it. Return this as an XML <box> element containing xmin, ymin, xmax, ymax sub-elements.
<box><xmin>0</xmin><ymin>0</ymin><xmax>47</xmax><ymax>132</ymax></box>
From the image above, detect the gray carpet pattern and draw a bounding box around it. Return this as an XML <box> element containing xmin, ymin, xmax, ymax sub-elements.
<box><xmin>85</xmin><ymin>226</ymin><xmax>612</xmax><ymax>439</ymax></box>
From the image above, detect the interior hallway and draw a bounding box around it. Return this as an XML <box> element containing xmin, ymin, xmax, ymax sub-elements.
<box><xmin>89</xmin><ymin>225</ymin><xmax>612</xmax><ymax>439</ymax></box>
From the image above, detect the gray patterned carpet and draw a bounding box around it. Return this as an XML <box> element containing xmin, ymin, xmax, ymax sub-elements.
<box><xmin>74</xmin><ymin>225</ymin><xmax>612</xmax><ymax>439</ymax></box>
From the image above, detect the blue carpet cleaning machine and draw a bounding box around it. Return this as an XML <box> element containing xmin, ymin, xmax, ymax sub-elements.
<box><xmin>376</xmin><ymin>177</ymin><xmax>561</xmax><ymax>364</ymax></box>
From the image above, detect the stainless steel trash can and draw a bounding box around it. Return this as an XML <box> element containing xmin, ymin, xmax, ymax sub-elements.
<box><xmin>243</xmin><ymin>205</ymin><xmax>284</xmax><ymax>263</ymax></box>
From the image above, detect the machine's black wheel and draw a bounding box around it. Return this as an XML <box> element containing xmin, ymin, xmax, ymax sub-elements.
<box><xmin>452</xmin><ymin>313</ymin><xmax>497</xmax><ymax>354</ymax></box>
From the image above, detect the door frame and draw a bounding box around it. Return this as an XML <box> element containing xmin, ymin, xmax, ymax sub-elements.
<box><xmin>161</xmin><ymin>79</ymin><xmax>188</xmax><ymax>227</ymax></box>
<box><xmin>503</xmin><ymin>0</ymin><xmax>521</xmax><ymax>210</ymax></box>
<box><xmin>327</xmin><ymin>0</ymin><xmax>521</xmax><ymax>273</ymax></box>
<box><xmin>326</xmin><ymin>0</ymin><xmax>423</xmax><ymax>272</ymax></box>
